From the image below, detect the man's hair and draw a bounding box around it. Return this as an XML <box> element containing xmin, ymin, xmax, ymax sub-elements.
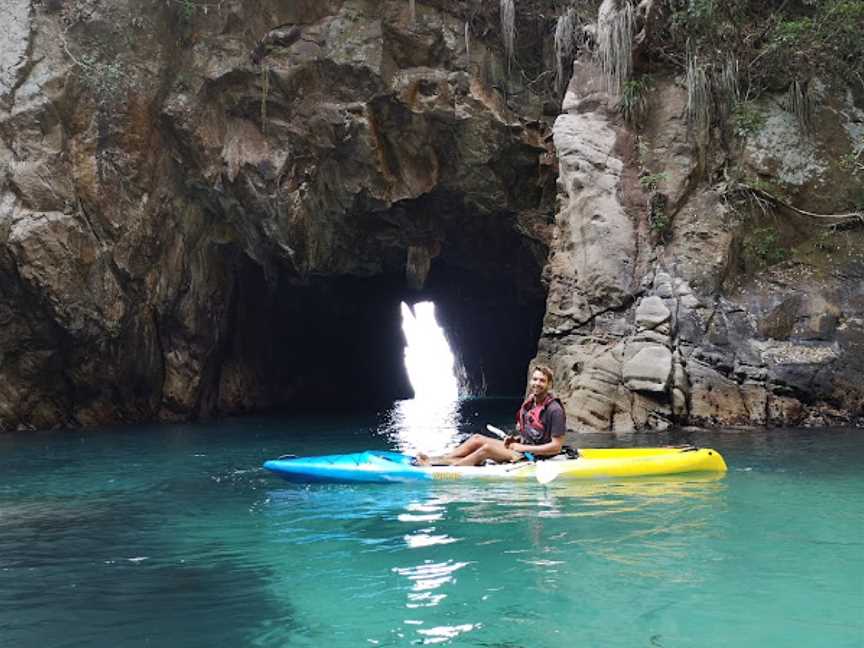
<box><xmin>532</xmin><ymin>364</ymin><xmax>554</xmax><ymax>386</ymax></box>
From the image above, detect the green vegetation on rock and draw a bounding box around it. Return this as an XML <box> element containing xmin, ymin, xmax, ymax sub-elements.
<box><xmin>618</xmin><ymin>77</ymin><xmax>650</xmax><ymax>126</ymax></box>
<box><xmin>659</xmin><ymin>0</ymin><xmax>864</xmax><ymax>148</ymax></box>
<box><xmin>664</xmin><ymin>0</ymin><xmax>864</xmax><ymax>91</ymax></box>
<box><xmin>732</xmin><ymin>102</ymin><xmax>765</xmax><ymax>138</ymax></box>
<box><xmin>746</xmin><ymin>226</ymin><xmax>791</xmax><ymax>267</ymax></box>
<box><xmin>639</xmin><ymin>170</ymin><xmax>667</xmax><ymax>192</ymax></box>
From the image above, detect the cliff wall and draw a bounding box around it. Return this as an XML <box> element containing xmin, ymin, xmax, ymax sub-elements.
<box><xmin>1</xmin><ymin>0</ymin><xmax>861</xmax><ymax>431</ymax></box>
<box><xmin>536</xmin><ymin>0</ymin><xmax>863</xmax><ymax>430</ymax></box>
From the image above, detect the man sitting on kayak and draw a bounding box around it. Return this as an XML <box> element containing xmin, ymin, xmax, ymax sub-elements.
<box><xmin>416</xmin><ymin>365</ymin><xmax>566</xmax><ymax>466</ymax></box>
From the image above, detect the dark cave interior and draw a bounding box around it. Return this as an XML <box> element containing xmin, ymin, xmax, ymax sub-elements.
<box><xmin>218</xmin><ymin>217</ymin><xmax>547</xmax><ymax>414</ymax></box>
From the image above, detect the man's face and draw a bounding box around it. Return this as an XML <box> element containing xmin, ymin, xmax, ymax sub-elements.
<box><xmin>529</xmin><ymin>370</ymin><xmax>550</xmax><ymax>397</ymax></box>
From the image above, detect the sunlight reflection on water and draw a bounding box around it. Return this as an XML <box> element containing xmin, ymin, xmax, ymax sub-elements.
<box><xmin>384</xmin><ymin>398</ymin><xmax>462</xmax><ymax>456</ymax></box>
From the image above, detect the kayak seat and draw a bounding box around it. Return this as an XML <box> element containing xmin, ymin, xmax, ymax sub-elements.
<box><xmin>561</xmin><ymin>445</ymin><xmax>580</xmax><ymax>459</ymax></box>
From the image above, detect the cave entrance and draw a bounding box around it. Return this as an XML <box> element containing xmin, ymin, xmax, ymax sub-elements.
<box><xmin>216</xmin><ymin>252</ymin><xmax>545</xmax><ymax>417</ymax></box>
<box><xmin>216</xmin><ymin>190</ymin><xmax>549</xmax><ymax>417</ymax></box>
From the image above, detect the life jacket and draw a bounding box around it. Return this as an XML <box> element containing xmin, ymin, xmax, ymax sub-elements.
<box><xmin>516</xmin><ymin>394</ymin><xmax>560</xmax><ymax>438</ymax></box>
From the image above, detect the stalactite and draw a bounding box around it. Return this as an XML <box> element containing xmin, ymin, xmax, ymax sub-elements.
<box><xmin>500</xmin><ymin>0</ymin><xmax>516</xmax><ymax>72</ymax></box>
<box><xmin>597</xmin><ymin>0</ymin><xmax>634</xmax><ymax>95</ymax></box>
<box><xmin>409</xmin><ymin>0</ymin><xmax>416</xmax><ymax>25</ymax></box>
<box><xmin>465</xmin><ymin>20</ymin><xmax>470</xmax><ymax>65</ymax></box>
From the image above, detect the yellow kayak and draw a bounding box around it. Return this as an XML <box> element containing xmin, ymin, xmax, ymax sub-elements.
<box><xmin>530</xmin><ymin>447</ymin><xmax>727</xmax><ymax>483</ymax></box>
<box><xmin>263</xmin><ymin>447</ymin><xmax>727</xmax><ymax>484</ymax></box>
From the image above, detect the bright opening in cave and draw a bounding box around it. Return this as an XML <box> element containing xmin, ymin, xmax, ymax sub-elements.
<box><xmin>395</xmin><ymin>301</ymin><xmax>461</xmax><ymax>455</ymax></box>
<box><xmin>400</xmin><ymin>301</ymin><xmax>459</xmax><ymax>401</ymax></box>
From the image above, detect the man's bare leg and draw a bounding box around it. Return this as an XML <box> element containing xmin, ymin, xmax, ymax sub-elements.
<box><xmin>416</xmin><ymin>435</ymin><xmax>506</xmax><ymax>466</ymax></box>
<box><xmin>417</xmin><ymin>436</ymin><xmax>522</xmax><ymax>466</ymax></box>
<box><xmin>450</xmin><ymin>439</ymin><xmax>522</xmax><ymax>466</ymax></box>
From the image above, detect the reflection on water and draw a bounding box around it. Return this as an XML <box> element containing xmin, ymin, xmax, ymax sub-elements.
<box><xmin>382</xmin><ymin>398</ymin><xmax>462</xmax><ymax>456</ymax></box>
<box><xmin>403</xmin><ymin>530</ymin><xmax>458</xmax><ymax>548</ymax></box>
<box><xmin>544</xmin><ymin>472</ymin><xmax>728</xmax><ymax>503</ymax></box>
<box><xmin>259</xmin><ymin>473</ymin><xmax>731</xmax><ymax>646</ymax></box>
<box><xmin>393</xmin><ymin>560</ymin><xmax>470</xmax><ymax>602</ymax></box>
<box><xmin>377</xmin><ymin>395</ymin><xmax>520</xmax><ymax>457</ymax></box>
<box><xmin>416</xmin><ymin>622</ymin><xmax>479</xmax><ymax>645</ymax></box>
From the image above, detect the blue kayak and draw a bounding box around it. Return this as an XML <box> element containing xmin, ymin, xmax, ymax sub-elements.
<box><xmin>263</xmin><ymin>451</ymin><xmax>427</xmax><ymax>483</ymax></box>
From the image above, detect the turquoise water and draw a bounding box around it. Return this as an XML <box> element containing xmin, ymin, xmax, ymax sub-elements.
<box><xmin>1</xmin><ymin>398</ymin><xmax>862</xmax><ymax>647</ymax></box>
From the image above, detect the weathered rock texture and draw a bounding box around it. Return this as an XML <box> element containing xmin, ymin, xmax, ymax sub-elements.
<box><xmin>0</xmin><ymin>0</ymin><xmax>554</xmax><ymax>430</ymax></box>
<box><xmin>534</xmin><ymin>1</ymin><xmax>864</xmax><ymax>431</ymax></box>
<box><xmin>1</xmin><ymin>0</ymin><xmax>862</xmax><ymax>432</ymax></box>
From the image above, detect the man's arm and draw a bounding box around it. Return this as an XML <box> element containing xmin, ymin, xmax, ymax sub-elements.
<box><xmin>509</xmin><ymin>435</ymin><xmax>563</xmax><ymax>457</ymax></box>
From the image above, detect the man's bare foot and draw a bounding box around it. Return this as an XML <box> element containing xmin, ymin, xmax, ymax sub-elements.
<box><xmin>413</xmin><ymin>453</ymin><xmax>453</xmax><ymax>466</ymax></box>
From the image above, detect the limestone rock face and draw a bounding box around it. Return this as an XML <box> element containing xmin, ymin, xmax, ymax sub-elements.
<box><xmin>623</xmin><ymin>346</ymin><xmax>672</xmax><ymax>393</ymax></box>
<box><xmin>0</xmin><ymin>0</ymin><xmax>32</xmax><ymax>108</ymax></box>
<box><xmin>0</xmin><ymin>0</ymin><xmax>555</xmax><ymax>430</ymax></box>
<box><xmin>533</xmin><ymin>0</ymin><xmax>864</xmax><ymax>431</ymax></box>
<box><xmin>744</xmin><ymin>103</ymin><xmax>829</xmax><ymax>189</ymax></box>
<box><xmin>635</xmin><ymin>296</ymin><xmax>670</xmax><ymax>331</ymax></box>
<box><xmin>543</xmin><ymin>60</ymin><xmax>637</xmax><ymax>337</ymax></box>
<box><xmin>1</xmin><ymin>0</ymin><xmax>862</xmax><ymax>432</ymax></box>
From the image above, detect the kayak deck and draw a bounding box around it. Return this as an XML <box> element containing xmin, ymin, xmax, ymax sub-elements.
<box><xmin>262</xmin><ymin>447</ymin><xmax>727</xmax><ymax>484</ymax></box>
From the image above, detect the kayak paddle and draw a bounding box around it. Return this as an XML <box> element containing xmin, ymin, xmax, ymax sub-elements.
<box><xmin>489</xmin><ymin>424</ymin><xmax>561</xmax><ymax>484</ymax></box>
<box><xmin>535</xmin><ymin>460</ymin><xmax>564</xmax><ymax>485</ymax></box>
<box><xmin>485</xmin><ymin>424</ymin><xmax>508</xmax><ymax>439</ymax></box>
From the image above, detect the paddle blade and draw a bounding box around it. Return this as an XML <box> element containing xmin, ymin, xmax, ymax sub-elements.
<box><xmin>535</xmin><ymin>460</ymin><xmax>563</xmax><ymax>485</ymax></box>
<box><xmin>485</xmin><ymin>424</ymin><xmax>507</xmax><ymax>439</ymax></box>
